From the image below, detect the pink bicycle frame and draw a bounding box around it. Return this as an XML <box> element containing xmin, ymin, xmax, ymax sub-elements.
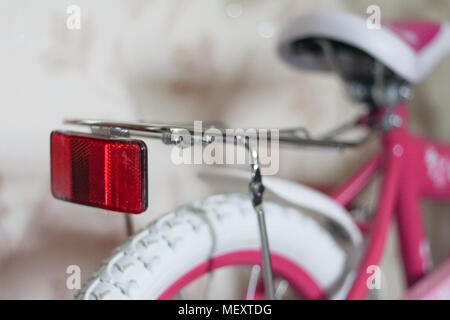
<box><xmin>157</xmin><ymin>103</ymin><xmax>450</xmax><ymax>300</ymax></box>
<box><xmin>331</xmin><ymin>104</ymin><xmax>450</xmax><ymax>299</ymax></box>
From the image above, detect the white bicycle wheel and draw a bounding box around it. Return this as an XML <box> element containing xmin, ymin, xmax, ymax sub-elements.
<box><xmin>77</xmin><ymin>193</ymin><xmax>350</xmax><ymax>300</ymax></box>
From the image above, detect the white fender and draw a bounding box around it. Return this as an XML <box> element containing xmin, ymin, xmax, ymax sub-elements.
<box><xmin>198</xmin><ymin>168</ymin><xmax>362</xmax><ymax>247</ymax></box>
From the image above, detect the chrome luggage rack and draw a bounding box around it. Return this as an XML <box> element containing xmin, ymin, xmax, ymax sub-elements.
<box><xmin>65</xmin><ymin>117</ymin><xmax>376</xmax><ymax>150</ymax></box>
<box><xmin>64</xmin><ymin>117</ymin><xmax>376</xmax><ymax>300</ymax></box>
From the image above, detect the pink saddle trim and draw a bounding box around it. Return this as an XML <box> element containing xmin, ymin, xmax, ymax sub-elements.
<box><xmin>384</xmin><ymin>20</ymin><xmax>442</xmax><ymax>53</ymax></box>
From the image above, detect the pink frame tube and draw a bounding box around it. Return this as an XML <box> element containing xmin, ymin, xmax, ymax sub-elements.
<box><xmin>334</xmin><ymin>104</ymin><xmax>447</xmax><ymax>299</ymax></box>
<box><xmin>332</xmin><ymin>154</ymin><xmax>383</xmax><ymax>208</ymax></box>
<box><xmin>156</xmin><ymin>105</ymin><xmax>450</xmax><ymax>300</ymax></box>
<box><xmin>346</xmin><ymin>127</ymin><xmax>403</xmax><ymax>299</ymax></box>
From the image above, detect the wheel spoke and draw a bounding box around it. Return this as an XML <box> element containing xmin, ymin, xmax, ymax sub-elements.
<box><xmin>200</xmin><ymin>273</ymin><xmax>215</xmax><ymax>300</ymax></box>
<box><xmin>177</xmin><ymin>290</ymin><xmax>187</xmax><ymax>300</ymax></box>
<box><xmin>245</xmin><ymin>265</ymin><xmax>261</xmax><ymax>300</ymax></box>
<box><xmin>275</xmin><ymin>280</ymin><xmax>289</xmax><ymax>300</ymax></box>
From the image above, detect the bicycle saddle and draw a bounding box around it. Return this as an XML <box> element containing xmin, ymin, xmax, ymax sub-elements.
<box><xmin>278</xmin><ymin>12</ymin><xmax>450</xmax><ymax>84</ymax></box>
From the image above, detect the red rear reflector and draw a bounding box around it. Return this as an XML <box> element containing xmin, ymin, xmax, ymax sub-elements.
<box><xmin>50</xmin><ymin>131</ymin><xmax>147</xmax><ymax>214</ymax></box>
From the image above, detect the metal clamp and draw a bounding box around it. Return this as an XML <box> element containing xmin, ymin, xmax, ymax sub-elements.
<box><xmin>238</xmin><ymin>136</ymin><xmax>275</xmax><ymax>300</ymax></box>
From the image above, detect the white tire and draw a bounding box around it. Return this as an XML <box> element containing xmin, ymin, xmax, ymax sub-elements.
<box><xmin>77</xmin><ymin>193</ymin><xmax>349</xmax><ymax>300</ymax></box>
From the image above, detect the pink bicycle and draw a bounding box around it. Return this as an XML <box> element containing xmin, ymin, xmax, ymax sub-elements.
<box><xmin>50</xmin><ymin>12</ymin><xmax>450</xmax><ymax>300</ymax></box>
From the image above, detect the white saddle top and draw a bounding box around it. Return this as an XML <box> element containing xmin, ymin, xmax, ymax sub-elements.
<box><xmin>278</xmin><ymin>12</ymin><xmax>450</xmax><ymax>83</ymax></box>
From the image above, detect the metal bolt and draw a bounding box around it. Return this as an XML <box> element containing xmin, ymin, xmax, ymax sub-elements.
<box><xmin>382</xmin><ymin>114</ymin><xmax>403</xmax><ymax>130</ymax></box>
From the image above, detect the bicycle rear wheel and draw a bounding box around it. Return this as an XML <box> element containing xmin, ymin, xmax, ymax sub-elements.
<box><xmin>77</xmin><ymin>193</ymin><xmax>349</xmax><ymax>300</ymax></box>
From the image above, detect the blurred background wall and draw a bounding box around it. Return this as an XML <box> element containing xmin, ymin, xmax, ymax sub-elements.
<box><xmin>0</xmin><ymin>0</ymin><xmax>449</xmax><ymax>299</ymax></box>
